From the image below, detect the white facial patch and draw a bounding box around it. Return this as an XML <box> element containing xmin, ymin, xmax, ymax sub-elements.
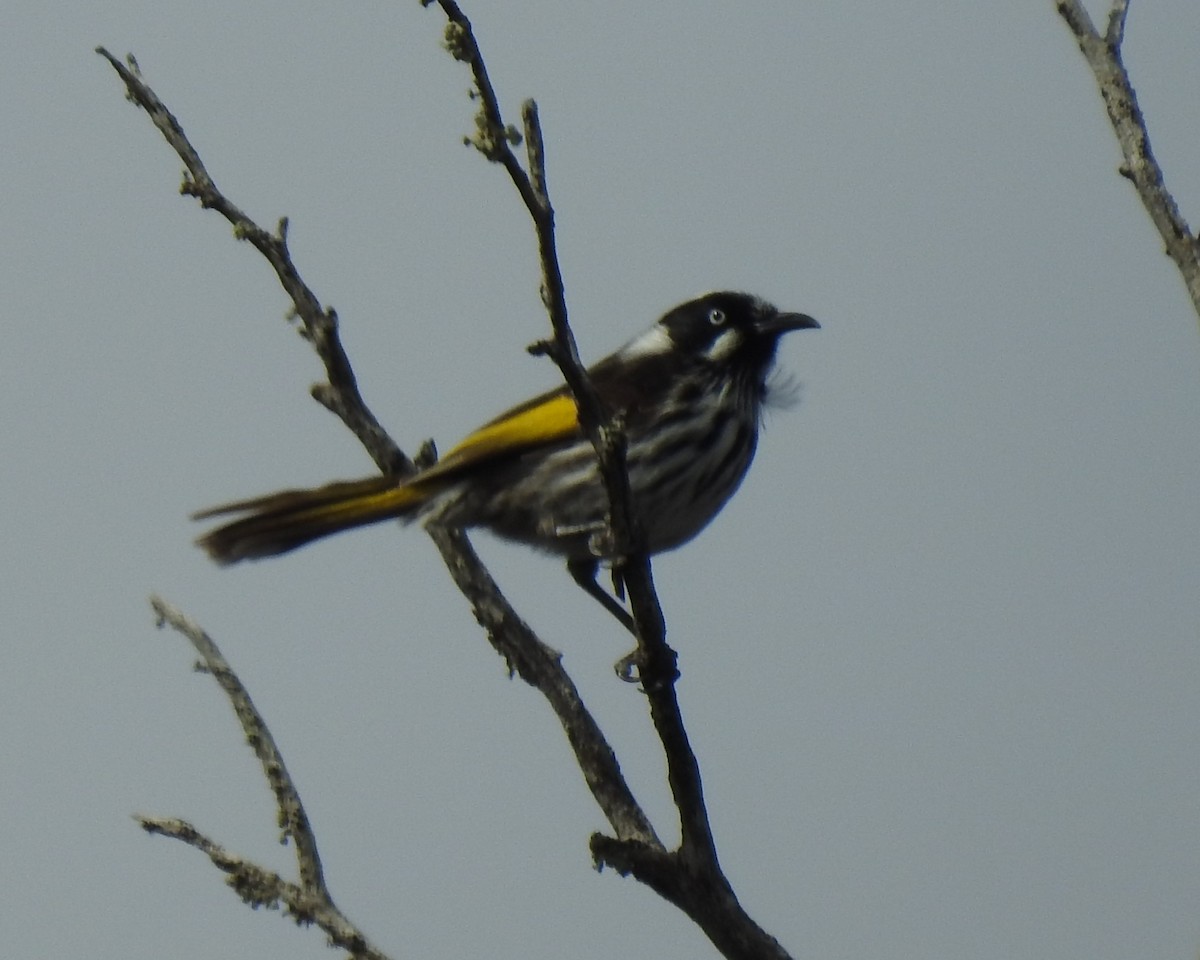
<box><xmin>618</xmin><ymin>323</ymin><xmax>674</xmax><ymax>360</ymax></box>
<box><xmin>705</xmin><ymin>327</ymin><xmax>743</xmax><ymax>362</ymax></box>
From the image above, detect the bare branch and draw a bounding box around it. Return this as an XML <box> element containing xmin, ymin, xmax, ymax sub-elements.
<box><xmin>427</xmin><ymin>528</ymin><xmax>661</xmax><ymax>845</ymax></box>
<box><xmin>1105</xmin><ymin>0</ymin><xmax>1129</xmax><ymax>47</ymax></box>
<box><xmin>590</xmin><ymin>836</ymin><xmax>791</xmax><ymax>960</ymax></box>
<box><xmin>1055</xmin><ymin>0</ymin><xmax>1200</xmax><ymax>321</ymax></box>
<box><xmin>149</xmin><ymin>597</ymin><xmax>328</xmax><ymax>898</ymax></box>
<box><xmin>136</xmin><ymin>816</ymin><xmax>296</xmax><ymax>910</ymax></box>
<box><xmin>143</xmin><ymin>604</ymin><xmax>391</xmax><ymax>960</ymax></box>
<box><xmin>95</xmin><ymin>46</ymin><xmax>403</xmax><ymax>469</ymax></box>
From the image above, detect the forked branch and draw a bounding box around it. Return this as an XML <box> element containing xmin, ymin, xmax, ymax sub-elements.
<box><xmin>144</xmin><ymin>598</ymin><xmax>389</xmax><ymax>960</ymax></box>
<box><xmin>1056</xmin><ymin>0</ymin><xmax>1200</xmax><ymax>320</ymax></box>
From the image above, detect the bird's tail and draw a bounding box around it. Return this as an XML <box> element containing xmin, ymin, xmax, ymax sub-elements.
<box><xmin>193</xmin><ymin>476</ymin><xmax>429</xmax><ymax>565</ymax></box>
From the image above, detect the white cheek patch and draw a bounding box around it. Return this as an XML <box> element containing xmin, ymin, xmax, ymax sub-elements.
<box><xmin>619</xmin><ymin>323</ymin><xmax>674</xmax><ymax>360</ymax></box>
<box><xmin>705</xmin><ymin>328</ymin><xmax>742</xmax><ymax>362</ymax></box>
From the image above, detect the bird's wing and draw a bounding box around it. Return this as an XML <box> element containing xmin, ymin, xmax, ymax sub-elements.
<box><xmin>414</xmin><ymin>387</ymin><xmax>581</xmax><ymax>483</ymax></box>
<box><xmin>411</xmin><ymin>345</ymin><xmax>664</xmax><ymax>486</ymax></box>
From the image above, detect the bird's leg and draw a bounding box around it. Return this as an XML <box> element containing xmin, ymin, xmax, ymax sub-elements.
<box><xmin>566</xmin><ymin>558</ymin><xmax>643</xmax><ymax>683</ymax></box>
<box><xmin>567</xmin><ymin>558</ymin><xmax>635</xmax><ymax>634</ymax></box>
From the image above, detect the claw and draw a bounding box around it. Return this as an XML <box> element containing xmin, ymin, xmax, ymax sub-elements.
<box><xmin>613</xmin><ymin>650</ymin><xmax>641</xmax><ymax>683</ymax></box>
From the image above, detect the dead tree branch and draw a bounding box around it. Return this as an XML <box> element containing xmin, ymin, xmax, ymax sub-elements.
<box><xmin>1056</xmin><ymin>0</ymin><xmax>1200</xmax><ymax>321</ymax></box>
<box><xmin>144</xmin><ymin>597</ymin><xmax>390</xmax><ymax>960</ymax></box>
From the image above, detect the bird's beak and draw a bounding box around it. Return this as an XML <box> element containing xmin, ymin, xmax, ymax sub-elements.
<box><xmin>758</xmin><ymin>311</ymin><xmax>820</xmax><ymax>335</ymax></box>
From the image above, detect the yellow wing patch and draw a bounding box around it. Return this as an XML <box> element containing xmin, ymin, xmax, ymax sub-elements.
<box><xmin>418</xmin><ymin>391</ymin><xmax>580</xmax><ymax>482</ymax></box>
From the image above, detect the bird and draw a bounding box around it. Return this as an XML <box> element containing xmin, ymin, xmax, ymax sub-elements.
<box><xmin>193</xmin><ymin>291</ymin><xmax>818</xmax><ymax>627</ymax></box>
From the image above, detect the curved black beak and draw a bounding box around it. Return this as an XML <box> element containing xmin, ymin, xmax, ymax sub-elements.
<box><xmin>758</xmin><ymin>311</ymin><xmax>820</xmax><ymax>335</ymax></box>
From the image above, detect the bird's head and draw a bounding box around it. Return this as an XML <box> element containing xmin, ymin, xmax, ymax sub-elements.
<box><xmin>620</xmin><ymin>291</ymin><xmax>818</xmax><ymax>382</ymax></box>
<box><xmin>662</xmin><ymin>291</ymin><xmax>818</xmax><ymax>364</ymax></box>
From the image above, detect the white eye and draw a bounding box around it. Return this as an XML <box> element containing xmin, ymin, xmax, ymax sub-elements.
<box><xmin>708</xmin><ymin>308</ymin><xmax>727</xmax><ymax>326</ymax></box>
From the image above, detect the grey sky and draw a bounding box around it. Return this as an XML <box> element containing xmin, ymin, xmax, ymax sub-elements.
<box><xmin>4</xmin><ymin>2</ymin><xmax>1200</xmax><ymax>958</ymax></box>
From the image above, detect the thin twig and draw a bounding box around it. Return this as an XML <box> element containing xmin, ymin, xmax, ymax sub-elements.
<box><xmin>144</xmin><ymin>602</ymin><xmax>390</xmax><ymax>960</ymax></box>
<box><xmin>95</xmin><ymin>46</ymin><xmax>404</xmax><ymax>470</ymax></box>
<box><xmin>1055</xmin><ymin>0</ymin><xmax>1200</xmax><ymax>321</ymax></box>
<box><xmin>149</xmin><ymin>597</ymin><xmax>328</xmax><ymax>897</ymax></box>
<box><xmin>135</xmin><ymin>817</ymin><xmax>388</xmax><ymax>959</ymax></box>
<box><xmin>1105</xmin><ymin>0</ymin><xmax>1129</xmax><ymax>47</ymax></box>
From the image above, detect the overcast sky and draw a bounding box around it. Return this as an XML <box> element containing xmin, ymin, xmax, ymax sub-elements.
<box><xmin>4</xmin><ymin>2</ymin><xmax>1200</xmax><ymax>958</ymax></box>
